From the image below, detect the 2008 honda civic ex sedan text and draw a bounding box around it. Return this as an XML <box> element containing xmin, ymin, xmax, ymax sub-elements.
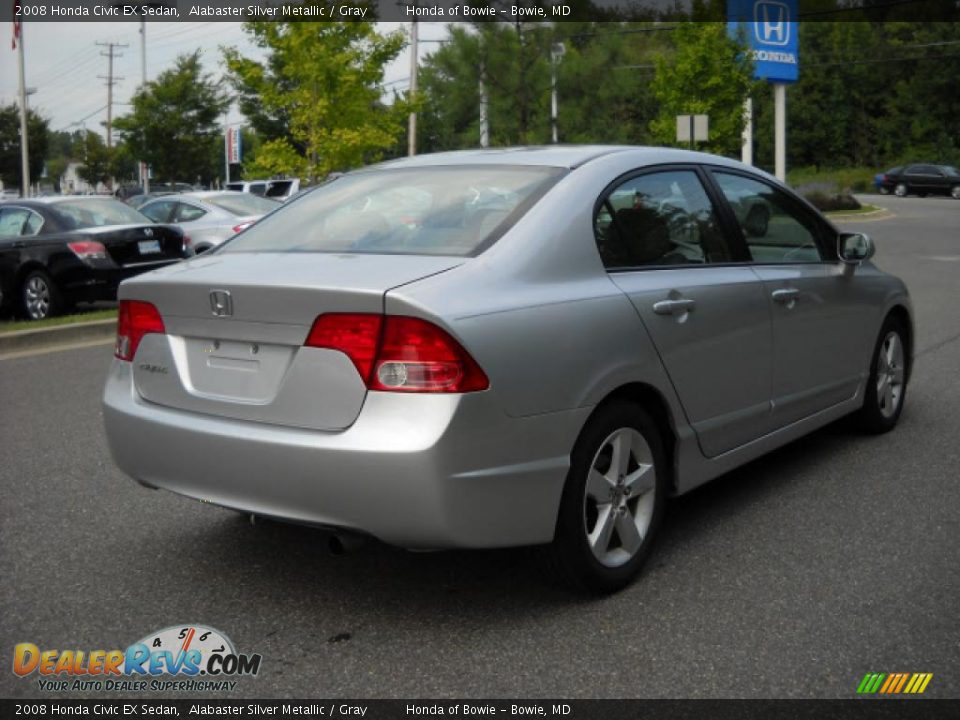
<box><xmin>103</xmin><ymin>146</ymin><xmax>913</xmax><ymax>593</ymax></box>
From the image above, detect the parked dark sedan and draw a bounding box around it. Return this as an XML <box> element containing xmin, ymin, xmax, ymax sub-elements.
<box><xmin>0</xmin><ymin>197</ymin><xmax>189</xmax><ymax>320</ymax></box>
<box><xmin>878</xmin><ymin>164</ymin><xmax>960</xmax><ymax>198</ymax></box>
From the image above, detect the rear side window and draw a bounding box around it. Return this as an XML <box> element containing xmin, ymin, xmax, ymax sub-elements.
<box><xmin>906</xmin><ymin>165</ymin><xmax>940</xmax><ymax>176</ymax></box>
<box><xmin>175</xmin><ymin>204</ymin><xmax>206</xmax><ymax>222</ymax></box>
<box><xmin>222</xmin><ymin>166</ymin><xmax>564</xmax><ymax>257</ymax></box>
<box><xmin>594</xmin><ymin>170</ymin><xmax>734</xmax><ymax>268</ymax></box>
<box><xmin>141</xmin><ymin>200</ymin><xmax>175</xmax><ymax>223</ymax></box>
<box><xmin>712</xmin><ymin>172</ymin><xmax>823</xmax><ymax>263</ymax></box>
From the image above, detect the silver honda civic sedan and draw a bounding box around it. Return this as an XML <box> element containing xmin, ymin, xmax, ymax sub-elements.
<box><xmin>103</xmin><ymin>147</ymin><xmax>912</xmax><ymax>592</ymax></box>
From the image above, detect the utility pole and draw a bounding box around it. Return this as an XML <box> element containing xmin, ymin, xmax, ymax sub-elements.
<box><xmin>408</xmin><ymin>19</ymin><xmax>418</xmax><ymax>157</ymax></box>
<box><xmin>550</xmin><ymin>43</ymin><xmax>565</xmax><ymax>144</ymax></box>
<box><xmin>97</xmin><ymin>41</ymin><xmax>128</xmax><ymax>149</ymax></box>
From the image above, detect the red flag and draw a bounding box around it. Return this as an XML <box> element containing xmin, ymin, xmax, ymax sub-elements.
<box><xmin>13</xmin><ymin>0</ymin><xmax>21</xmax><ymax>50</ymax></box>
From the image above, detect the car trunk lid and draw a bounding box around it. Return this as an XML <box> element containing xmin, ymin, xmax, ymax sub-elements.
<box><xmin>121</xmin><ymin>252</ymin><xmax>462</xmax><ymax>430</ymax></box>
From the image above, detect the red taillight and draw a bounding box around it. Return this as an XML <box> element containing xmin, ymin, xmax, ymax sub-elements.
<box><xmin>67</xmin><ymin>241</ymin><xmax>107</xmax><ymax>260</ymax></box>
<box><xmin>232</xmin><ymin>222</ymin><xmax>253</xmax><ymax>234</ymax></box>
<box><xmin>305</xmin><ymin>314</ymin><xmax>383</xmax><ymax>381</ymax></box>
<box><xmin>304</xmin><ymin>314</ymin><xmax>488</xmax><ymax>393</ymax></box>
<box><xmin>115</xmin><ymin>300</ymin><xmax>165</xmax><ymax>361</ymax></box>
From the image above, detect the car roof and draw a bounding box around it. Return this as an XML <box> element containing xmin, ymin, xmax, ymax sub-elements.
<box><xmin>368</xmin><ymin>145</ymin><xmax>751</xmax><ymax>172</ymax></box>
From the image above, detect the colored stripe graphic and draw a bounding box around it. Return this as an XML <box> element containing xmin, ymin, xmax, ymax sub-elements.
<box><xmin>857</xmin><ymin>672</ymin><xmax>933</xmax><ymax>694</ymax></box>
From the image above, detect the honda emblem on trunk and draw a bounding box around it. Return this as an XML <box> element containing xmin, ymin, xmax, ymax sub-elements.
<box><xmin>210</xmin><ymin>290</ymin><xmax>233</xmax><ymax>317</ymax></box>
<box><xmin>143</xmin><ymin>227</ymin><xmax>153</xmax><ymax>237</ymax></box>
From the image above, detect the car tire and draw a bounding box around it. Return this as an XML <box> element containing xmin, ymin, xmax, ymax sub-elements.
<box><xmin>894</xmin><ymin>183</ymin><xmax>908</xmax><ymax>197</ymax></box>
<box><xmin>854</xmin><ymin>316</ymin><xmax>909</xmax><ymax>434</ymax></box>
<box><xmin>541</xmin><ymin>400</ymin><xmax>667</xmax><ymax>594</ymax></box>
<box><xmin>951</xmin><ymin>185</ymin><xmax>960</xmax><ymax>200</ymax></box>
<box><xmin>21</xmin><ymin>269</ymin><xmax>64</xmax><ymax>321</ymax></box>
<box><xmin>878</xmin><ymin>186</ymin><xmax>890</xmax><ymax>195</ymax></box>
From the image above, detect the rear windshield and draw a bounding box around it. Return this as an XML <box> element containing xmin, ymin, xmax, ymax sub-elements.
<box><xmin>52</xmin><ymin>199</ymin><xmax>151</xmax><ymax>229</ymax></box>
<box><xmin>204</xmin><ymin>193</ymin><xmax>280</xmax><ymax>217</ymax></box>
<box><xmin>265</xmin><ymin>180</ymin><xmax>294</xmax><ymax>197</ymax></box>
<box><xmin>221</xmin><ymin>166</ymin><xmax>564</xmax><ymax>257</ymax></box>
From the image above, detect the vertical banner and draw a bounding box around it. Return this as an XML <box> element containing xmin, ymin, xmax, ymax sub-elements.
<box><xmin>226</xmin><ymin>127</ymin><xmax>242</xmax><ymax>165</ymax></box>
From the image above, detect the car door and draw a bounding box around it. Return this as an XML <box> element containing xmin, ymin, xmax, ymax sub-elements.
<box><xmin>596</xmin><ymin>167</ymin><xmax>773</xmax><ymax>458</ymax></box>
<box><xmin>904</xmin><ymin>165</ymin><xmax>941</xmax><ymax>194</ymax></box>
<box><xmin>708</xmin><ymin>169</ymin><xmax>868</xmax><ymax>431</ymax></box>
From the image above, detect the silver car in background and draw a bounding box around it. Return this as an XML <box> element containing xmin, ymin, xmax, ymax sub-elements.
<box><xmin>103</xmin><ymin>147</ymin><xmax>912</xmax><ymax>593</ymax></box>
<box><xmin>139</xmin><ymin>191</ymin><xmax>279</xmax><ymax>254</ymax></box>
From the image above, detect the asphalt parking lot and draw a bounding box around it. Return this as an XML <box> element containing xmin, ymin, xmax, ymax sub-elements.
<box><xmin>1</xmin><ymin>194</ymin><xmax>958</xmax><ymax>699</ymax></box>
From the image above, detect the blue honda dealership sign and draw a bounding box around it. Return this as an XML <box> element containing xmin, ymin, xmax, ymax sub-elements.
<box><xmin>728</xmin><ymin>0</ymin><xmax>799</xmax><ymax>83</ymax></box>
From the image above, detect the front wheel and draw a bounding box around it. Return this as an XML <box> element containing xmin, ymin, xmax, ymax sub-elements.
<box><xmin>542</xmin><ymin>401</ymin><xmax>667</xmax><ymax>594</ymax></box>
<box><xmin>855</xmin><ymin>317</ymin><xmax>908</xmax><ymax>434</ymax></box>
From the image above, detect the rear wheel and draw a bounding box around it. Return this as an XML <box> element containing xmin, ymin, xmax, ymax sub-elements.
<box><xmin>21</xmin><ymin>270</ymin><xmax>64</xmax><ymax>321</ymax></box>
<box><xmin>542</xmin><ymin>401</ymin><xmax>666</xmax><ymax>594</ymax></box>
<box><xmin>855</xmin><ymin>316</ymin><xmax>908</xmax><ymax>434</ymax></box>
<box><xmin>951</xmin><ymin>185</ymin><xmax>960</xmax><ymax>200</ymax></box>
<box><xmin>894</xmin><ymin>183</ymin><xmax>908</xmax><ymax>197</ymax></box>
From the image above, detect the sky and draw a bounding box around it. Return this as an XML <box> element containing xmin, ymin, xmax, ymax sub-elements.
<box><xmin>1</xmin><ymin>21</ymin><xmax>449</xmax><ymax>141</ymax></box>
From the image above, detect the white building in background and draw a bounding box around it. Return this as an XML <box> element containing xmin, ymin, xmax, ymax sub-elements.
<box><xmin>60</xmin><ymin>162</ymin><xmax>108</xmax><ymax>194</ymax></box>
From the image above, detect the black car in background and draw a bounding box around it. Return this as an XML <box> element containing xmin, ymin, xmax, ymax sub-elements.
<box><xmin>0</xmin><ymin>197</ymin><xmax>189</xmax><ymax>320</ymax></box>
<box><xmin>878</xmin><ymin>164</ymin><xmax>960</xmax><ymax>198</ymax></box>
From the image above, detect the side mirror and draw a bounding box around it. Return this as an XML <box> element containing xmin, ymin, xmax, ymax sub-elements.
<box><xmin>838</xmin><ymin>232</ymin><xmax>875</xmax><ymax>264</ymax></box>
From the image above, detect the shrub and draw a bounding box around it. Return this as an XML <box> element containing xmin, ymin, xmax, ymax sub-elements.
<box><xmin>803</xmin><ymin>190</ymin><xmax>862</xmax><ymax>212</ymax></box>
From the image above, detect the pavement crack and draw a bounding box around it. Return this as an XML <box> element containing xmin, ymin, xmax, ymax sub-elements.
<box><xmin>916</xmin><ymin>330</ymin><xmax>960</xmax><ymax>359</ymax></box>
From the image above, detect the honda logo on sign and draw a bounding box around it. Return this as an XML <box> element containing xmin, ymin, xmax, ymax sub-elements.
<box><xmin>754</xmin><ymin>1</ymin><xmax>790</xmax><ymax>46</ymax></box>
<box><xmin>210</xmin><ymin>290</ymin><xmax>233</xmax><ymax>317</ymax></box>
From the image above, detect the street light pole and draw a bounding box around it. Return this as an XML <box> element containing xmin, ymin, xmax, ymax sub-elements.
<box><xmin>408</xmin><ymin>19</ymin><xmax>419</xmax><ymax>156</ymax></box>
<box><xmin>550</xmin><ymin>43</ymin><xmax>565</xmax><ymax>144</ymax></box>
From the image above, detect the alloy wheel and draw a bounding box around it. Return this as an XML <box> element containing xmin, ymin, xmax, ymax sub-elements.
<box><xmin>24</xmin><ymin>275</ymin><xmax>51</xmax><ymax>320</ymax></box>
<box><xmin>876</xmin><ymin>331</ymin><xmax>905</xmax><ymax>419</ymax></box>
<box><xmin>583</xmin><ymin>427</ymin><xmax>657</xmax><ymax>568</ymax></box>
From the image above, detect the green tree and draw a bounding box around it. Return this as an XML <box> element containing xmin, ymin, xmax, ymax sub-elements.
<box><xmin>0</xmin><ymin>103</ymin><xmax>50</xmax><ymax>190</ymax></box>
<box><xmin>223</xmin><ymin>12</ymin><xmax>408</xmax><ymax>181</ymax></box>
<box><xmin>75</xmin><ymin>132</ymin><xmax>113</xmax><ymax>189</ymax></box>
<box><xmin>113</xmin><ymin>52</ymin><xmax>229</xmax><ymax>185</ymax></box>
<box><xmin>649</xmin><ymin>23</ymin><xmax>755</xmax><ymax>155</ymax></box>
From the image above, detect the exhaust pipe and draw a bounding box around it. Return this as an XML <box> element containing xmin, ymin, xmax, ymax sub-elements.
<box><xmin>328</xmin><ymin>531</ymin><xmax>367</xmax><ymax>555</ymax></box>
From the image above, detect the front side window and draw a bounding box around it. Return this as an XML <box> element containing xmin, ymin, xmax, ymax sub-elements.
<box><xmin>594</xmin><ymin>170</ymin><xmax>733</xmax><ymax>269</ymax></box>
<box><xmin>222</xmin><ymin>166</ymin><xmax>563</xmax><ymax>257</ymax></box>
<box><xmin>712</xmin><ymin>172</ymin><xmax>823</xmax><ymax>264</ymax></box>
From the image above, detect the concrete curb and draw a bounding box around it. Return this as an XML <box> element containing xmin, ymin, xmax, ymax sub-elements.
<box><xmin>0</xmin><ymin>319</ymin><xmax>116</xmax><ymax>356</ymax></box>
<box><xmin>828</xmin><ymin>205</ymin><xmax>893</xmax><ymax>221</ymax></box>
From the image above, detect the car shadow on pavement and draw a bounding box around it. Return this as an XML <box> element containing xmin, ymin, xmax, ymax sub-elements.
<box><xmin>150</xmin><ymin>414</ymin><xmax>879</xmax><ymax>617</ymax></box>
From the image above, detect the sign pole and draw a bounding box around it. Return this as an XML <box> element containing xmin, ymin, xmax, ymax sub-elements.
<box><xmin>774</xmin><ymin>83</ymin><xmax>786</xmax><ymax>181</ymax></box>
<box><xmin>17</xmin><ymin>22</ymin><xmax>30</xmax><ymax>198</ymax></box>
<box><xmin>741</xmin><ymin>97</ymin><xmax>753</xmax><ymax>166</ymax></box>
<box><xmin>224</xmin><ymin>120</ymin><xmax>231</xmax><ymax>186</ymax></box>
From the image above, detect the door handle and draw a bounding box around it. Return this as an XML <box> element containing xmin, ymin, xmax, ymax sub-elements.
<box><xmin>771</xmin><ymin>288</ymin><xmax>800</xmax><ymax>305</ymax></box>
<box><xmin>12</xmin><ymin>241</ymin><xmax>26</xmax><ymax>248</ymax></box>
<box><xmin>653</xmin><ymin>298</ymin><xmax>696</xmax><ymax>315</ymax></box>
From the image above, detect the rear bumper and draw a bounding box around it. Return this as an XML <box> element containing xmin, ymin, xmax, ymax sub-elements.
<box><xmin>103</xmin><ymin>359</ymin><xmax>588</xmax><ymax>549</ymax></box>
